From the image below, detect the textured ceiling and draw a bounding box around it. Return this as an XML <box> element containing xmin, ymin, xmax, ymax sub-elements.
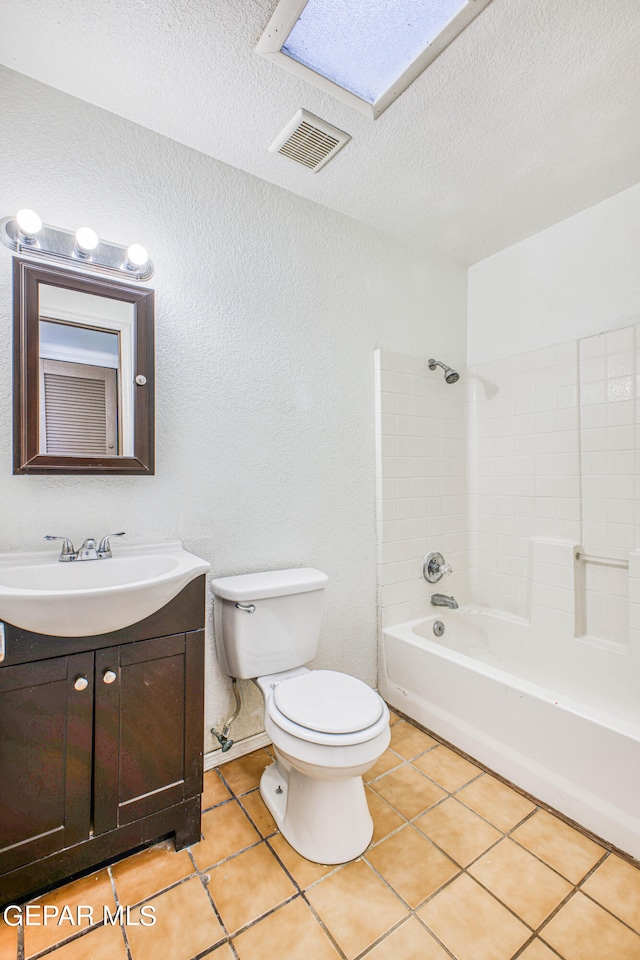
<box><xmin>1</xmin><ymin>0</ymin><xmax>639</xmax><ymax>264</ymax></box>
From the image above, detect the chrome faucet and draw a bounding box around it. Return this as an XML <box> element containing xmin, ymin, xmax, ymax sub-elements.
<box><xmin>76</xmin><ymin>538</ymin><xmax>98</xmax><ymax>561</ymax></box>
<box><xmin>431</xmin><ymin>593</ymin><xmax>458</xmax><ymax>609</ymax></box>
<box><xmin>44</xmin><ymin>532</ymin><xmax>125</xmax><ymax>562</ymax></box>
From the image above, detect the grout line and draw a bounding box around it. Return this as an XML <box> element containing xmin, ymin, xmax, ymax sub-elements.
<box><xmin>225</xmin><ymin>892</ymin><xmax>300</xmax><ymax>942</ymax></box>
<box><xmin>411</xmin><ymin>911</ymin><xmax>459</xmax><ymax>960</ymax></box>
<box><xmin>108</xmin><ymin>865</ymin><xmax>133</xmax><ymax>960</ymax></box>
<box><xmin>299</xmin><ymin>894</ymin><xmax>350</xmax><ymax>960</ymax></box>
<box><xmin>350</xmin><ymin>915</ymin><xmax>417</xmax><ymax>960</ymax></box>
<box><xmin>235</xmin><ymin>789</ymin><xmax>278</xmax><ymax>841</ymax></box>
<box><xmin>16</xmin><ymin>907</ymin><xmax>24</xmax><ymax>960</ymax></box>
<box><xmin>25</xmin><ymin>920</ymin><xmax>109</xmax><ymax>960</ymax></box>
<box><xmin>510</xmin><ymin>934</ymin><xmax>543</xmax><ymax>959</ymax></box>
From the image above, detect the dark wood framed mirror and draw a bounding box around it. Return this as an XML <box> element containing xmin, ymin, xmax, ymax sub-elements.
<box><xmin>13</xmin><ymin>259</ymin><xmax>155</xmax><ymax>475</ymax></box>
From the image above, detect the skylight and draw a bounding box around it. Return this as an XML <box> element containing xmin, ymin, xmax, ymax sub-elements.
<box><xmin>257</xmin><ymin>0</ymin><xmax>494</xmax><ymax>119</ymax></box>
<box><xmin>282</xmin><ymin>0</ymin><xmax>466</xmax><ymax>104</ymax></box>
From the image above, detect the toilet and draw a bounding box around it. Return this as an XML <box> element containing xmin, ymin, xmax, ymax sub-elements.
<box><xmin>210</xmin><ymin>567</ymin><xmax>390</xmax><ymax>864</ymax></box>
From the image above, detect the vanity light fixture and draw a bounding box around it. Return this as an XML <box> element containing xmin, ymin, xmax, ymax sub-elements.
<box><xmin>15</xmin><ymin>208</ymin><xmax>42</xmax><ymax>243</ymax></box>
<box><xmin>0</xmin><ymin>210</ymin><xmax>153</xmax><ymax>281</ymax></box>
<box><xmin>125</xmin><ymin>243</ymin><xmax>149</xmax><ymax>270</ymax></box>
<box><xmin>74</xmin><ymin>226</ymin><xmax>100</xmax><ymax>258</ymax></box>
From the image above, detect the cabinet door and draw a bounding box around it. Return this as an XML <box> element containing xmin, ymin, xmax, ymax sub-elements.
<box><xmin>93</xmin><ymin>632</ymin><xmax>203</xmax><ymax>835</ymax></box>
<box><xmin>0</xmin><ymin>652</ymin><xmax>93</xmax><ymax>875</ymax></box>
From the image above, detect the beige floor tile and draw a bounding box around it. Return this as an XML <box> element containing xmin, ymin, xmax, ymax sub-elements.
<box><xmin>208</xmin><ymin>841</ymin><xmax>296</xmax><ymax>934</ymax></box>
<box><xmin>366</xmin><ymin>786</ymin><xmax>405</xmax><ymax>844</ymax></box>
<box><xmin>418</xmin><ymin>874</ymin><xmax>530</xmax><ymax>960</ymax></box>
<box><xmin>233</xmin><ymin>896</ymin><xmax>341</xmax><ymax>960</ymax></box>
<box><xmin>518</xmin><ymin>941</ymin><xmax>562</xmax><ymax>960</ymax></box>
<box><xmin>127</xmin><ymin>876</ymin><xmax>224</xmax><ymax>960</ymax></box>
<box><xmin>191</xmin><ymin>800</ymin><xmax>260</xmax><ymax>869</ymax></box>
<box><xmin>457</xmin><ymin>774</ymin><xmax>536</xmax><ymax>831</ymax></box>
<box><xmin>390</xmin><ymin>721</ymin><xmax>437</xmax><ymax>759</ymax></box>
<box><xmin>512</xmin><ymin>809</ymin><xmax>605</xmax><ymax>883</ymax></box>
<box><xmin>268</xmin><ymin>834</ymin><xmax>336</xmax><ymax>889</ymax></box>
<box><xmin>364</xmin><ymin>748</ymin><xmax>404</xmax><ymax>782</ymax></box>
<box><xmin>111</xmin><ymin>842</ymin><xmax>194</xmax><ymax>907</ymax></box>
<box><xmin>541</xmin><ymin>891</ymin><xmax>640</xmax><ymax>960</ymax></box>
<box><xmin>469</xmin><ymin>837</ymin><xmax>572</xmax><ymax>927</ymax></box>
<box><xmin>413</xmin><ymin>745</ymin><xmax>481</xmax><ymax>792</ymax></box>
<box><xmin>415</xmin><ymin>797</ymin><xmax>502</xmax><ymax>866</ymax></box>
<box><xmin>44</xmin><ymin>924</ymin><xmax>128</xmax><ymax>960</ymax></box>
<box><xmin>218</xmin><ymin>749</ymin><xmax>273</xmax><ymax>795</ymax></box>
<box><xmin>361</xmin><ymin>916</ymin><xmax>451</xmax><ymax>959</ymax></box>
<box><xmin>306</xmin><ymin>858</ymin><xmax>408</xmax><ymax>960</ymax></box>
<box><xmin>370</xmin><ymin>764</ymin><xmax>447</xmax><ymax>820</ymax></box>
<box><xmin>582</xmin><ymin>853</ymin><xmax>640</xmax><ymax>932</ymax></box>
<box><xmin>0</xmin><ymin>913</ymin><xmax>18</xmax><ymax>960</ymax></box>
<box><xmin>24</xmin><ymin>870</ymin><xmax>115</xmax><ymax>958</ymax></box>
<box><xmin>240</xmin><ymin>788</ymin><xmax>277</xmax><ymax>837</ymax></box>
<box><xmin>202</xmin><ymin>769</ymin><xmax>232</xmax><ymax>809</ymax></box>
<box><xmin>366</xmin><ymin>825</ymin><xmax>459</xmax><ymax>908</ymax></box>
<box><xmin>388</xmin><ymin>710</ymin><xmax>402</xmax><ymax>725</ymax></box>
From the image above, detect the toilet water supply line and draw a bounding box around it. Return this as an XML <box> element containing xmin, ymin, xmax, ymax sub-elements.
<box><xmin>211</xmin><ymin>677</ymin><xmax>242</xmax><ymax>752</ymax></box>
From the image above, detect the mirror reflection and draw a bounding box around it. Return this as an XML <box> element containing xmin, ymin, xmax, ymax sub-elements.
<box><xmin>38</xmin><ymin>286</ymin><xmax>134</xmax><ymax>458</ymax></box>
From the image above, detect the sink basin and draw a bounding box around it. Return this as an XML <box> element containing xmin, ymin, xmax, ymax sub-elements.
<box><xmin>0</xmin><ymin>541</ymin><xmax>210</xmax><ymax>637</ymax></box>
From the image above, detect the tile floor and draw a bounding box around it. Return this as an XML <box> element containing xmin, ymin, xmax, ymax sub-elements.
<box><xmin>3</xmin><ymin>712</ymin><xmax>640</xmax><ymax>960</ymax></box>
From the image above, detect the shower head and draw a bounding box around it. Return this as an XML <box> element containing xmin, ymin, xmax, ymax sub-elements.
<box><xmin>428</xmin><ymin>359</ymin><xmax>460</xmax><ymax>384</ymax></box>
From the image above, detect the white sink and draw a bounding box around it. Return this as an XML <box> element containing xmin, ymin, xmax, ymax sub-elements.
<box><xmin>0</xmin><ymin>541</ymin><xmax>210</xmax><ymax>637</ymax></box>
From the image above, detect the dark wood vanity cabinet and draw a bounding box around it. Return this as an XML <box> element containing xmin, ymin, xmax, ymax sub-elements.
<box><xmin>0</xmin><ymin>577</ymin><xmax>205</xmax><ymax>906</ymax></box>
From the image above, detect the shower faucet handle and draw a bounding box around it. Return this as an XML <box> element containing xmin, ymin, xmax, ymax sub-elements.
<box><xmin>423</xmin><ymin>552</ymin><xmax>452</xmax><ymax>583</ymax></box>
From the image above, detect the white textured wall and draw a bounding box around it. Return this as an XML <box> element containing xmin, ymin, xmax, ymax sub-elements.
<box><xmin>468</xmin><ymin>182</ymin><xmax>640</xmax><ymax>365</ymax></box>
<box><xmin>0</xmin><ymin>68</ymin><xmax>467</xmax><ymax>752</ymax></box>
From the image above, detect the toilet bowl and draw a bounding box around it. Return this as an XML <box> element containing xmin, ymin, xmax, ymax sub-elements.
<box><xmin>256</xmin><ymin>668</ymin><xmax>390</xmax><ymax>863</ymax></box>
<box><xmin>210</xmin><ymin>567</ymin><xmax>390</xmax><ymax>864</ymax></box>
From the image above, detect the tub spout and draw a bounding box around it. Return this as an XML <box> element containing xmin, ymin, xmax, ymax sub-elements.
<box><xmin>431</xmin><ymin>593</ymin><xmax>458</xmax><ymax>609</ymax></box>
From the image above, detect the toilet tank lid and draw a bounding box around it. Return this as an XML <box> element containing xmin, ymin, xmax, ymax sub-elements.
<box><xmin>211</xmin><ymin>567</ymin><xmax>328</xmax><ymax>601</ymax></box>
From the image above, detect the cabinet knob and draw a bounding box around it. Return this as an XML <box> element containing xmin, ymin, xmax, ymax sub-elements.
<box><xmin>103</xmin><ymin>670</ymin><xmax>117</xmax><ymax>684</ymax></box>
<box><xmin>74</xmin><ymin>676</ymin><xmax>89</xmax><ymax>691</ymax></box>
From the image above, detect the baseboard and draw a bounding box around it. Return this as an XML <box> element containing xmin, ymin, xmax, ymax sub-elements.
<box><xmin>204</xmin><ymin>732</ymin><xmax>272</xmax><ymax>769</ymax></box>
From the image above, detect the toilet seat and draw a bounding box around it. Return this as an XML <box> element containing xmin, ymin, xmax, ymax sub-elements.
<box><xmin>267</xmin><ymin>669</ymin><xmax>388</xmax><ymax>746</ymax></box>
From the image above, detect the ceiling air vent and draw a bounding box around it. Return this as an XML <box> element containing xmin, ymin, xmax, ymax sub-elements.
<box><xmin>269</xmin><ymin>109</ymin><xmax>351</xmax><ymax>172</ymax></box>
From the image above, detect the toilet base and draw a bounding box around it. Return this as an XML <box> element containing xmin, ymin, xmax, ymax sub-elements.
<box><xmin>260</xmin><ymin>759</ymin><xmax>374</xmax><ymax>865</ymax></box>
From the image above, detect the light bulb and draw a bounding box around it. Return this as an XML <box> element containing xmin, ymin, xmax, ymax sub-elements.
<box><xmin>15</xmin><ymin>208</ymin><xmax>42</xmax><ymax>240</ymax></box>
<box><xmin>75</xmin><ymin>226</ymin><xmax>99</xmax><ymax>253</ymax></box>
<box><xmin>126</xmin><ymin>244</ymin><xmax>148</xmax><ymax>268</ymax></box>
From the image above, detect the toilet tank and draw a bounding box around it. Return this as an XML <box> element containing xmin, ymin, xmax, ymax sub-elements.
<box><xmin>211</xmin><ymin>568</ymin><xmax>329</xmax><ymax>679</ymax></box>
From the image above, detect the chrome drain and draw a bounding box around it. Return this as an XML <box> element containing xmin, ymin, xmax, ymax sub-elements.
<box><xmin>433</xmin><ymin>620</ymin><xmax>445</xmax><ymax>637</ymax></box>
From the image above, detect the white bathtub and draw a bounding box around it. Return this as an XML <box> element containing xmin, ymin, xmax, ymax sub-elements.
<box><xmin>380</xmin><ymin>607</ymin><xmax>640</xmax><ymax>860</ymax></box>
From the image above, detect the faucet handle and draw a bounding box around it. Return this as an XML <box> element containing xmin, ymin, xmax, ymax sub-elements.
<box><xmin>423</xmin><ymin>551</ymin><xmax>453</xmax><ymax>583</ymax></box>
<box><xmin>97</xmin><ymin>531</ymin><xmax>126</xmax><ymax>558</ymax></box>
<box><xmin>44</xmin><ymin>535</ymin><xmax>76</xmax><ymax>561</ymax></box>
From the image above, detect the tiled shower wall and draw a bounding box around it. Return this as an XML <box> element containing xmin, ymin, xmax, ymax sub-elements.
<box><xmin>578</xmin><ymin>326</ymin><xmax>637</xmax><ymax>646</ymax></box>
<box><xmin>376</xmin><ymin>323</ymin><xmax>640</xmax><ymax>646</ymax></box>
<box><xmin>467</xmin><ymin>341</ymin><xmax>581</xmax><ymax>621</ymax></box>
<box><xmin>374</xmin><ymin>350</ymin><xmax>467</xmax><ymax>628</ymax></box>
